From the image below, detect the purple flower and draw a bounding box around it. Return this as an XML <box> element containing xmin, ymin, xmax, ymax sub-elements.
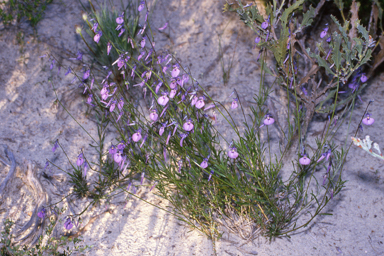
<box><xmin>159</xmin><ymin>122</ymin><xmax>167</xmax><ymax>136</ymax></box>
<box><xmin>326</xmin><ymin>149</ymin><xmax>332</xmax><ymax>160</ymax></box>
<box><xmin>170</xmin><ymin>89</ymin><xmax>177</xmax><ymax>98</ymax></box>
<box><xmin>77</xmin><ymin>153</ymin><xmax>84</xmax><ymax>166</ymax></box>
<box><xmin>83</xmin><ymin>69</ymin><xmax>90</xmax><ymax>81</ymax></box>
<box><xmin>195</xmin><ymin>97</ymin><xmax>205</xmax><ymax>109</ymax></box>
<box><xmin>116</xmin><ymin>13</ymin><xmax>124</xmax><ymax>24</ymax></box>
<box><xmin>64</xmin><ymin>218</ymin><xmax>73</xmax><ymax>230</ymax></box>
<box><xmin>109</xmin><ymin>145</ymin><xmax>117</xmax><ymax>155</ymax></box>
<box><xmin>299</xmin><ymin>155</ymin><xmax>311</xmax><ymax>165</ymax></box>
<box><xmin>182</xmin><ymin>74</ymin><xmax>189</xmax><ymax>84</ymax></box>
<box><xmin>117</xmin><ymin>142</ymin><xmax>126</xmax><ymax>151</ymax></box>
<box><xmin>360</xmin><ymin>74</ymin><xmax>368</xmax><ymax>83</ymax></box>
<box><xmin>170</xmin><ymin>79</ymin><xmax>178</xmax><ymax>89</ymax></box>
<box><xmin>52</xmin><ymin>140</ymin><xmax>59</xmax><ymax>153</ymax></box>
<box><xmin>37</xmin><ymin>208</ymin><xmax>46</xmax><ymax>219</ymax></box>
<box><xmin>140</xmin><ymin>38</ymin><xmax>146</xmax><ymax>48</ymax></box>
<box><xmin>92</xmin><ymin>22</ymin><xmax>98</xmax><ymax>32</ymax></box>
<box><xmin>320</xmin><ymin>26</ymin><xmax>329</xmax><ymax>39</ymax></box>
<box><xmin>180</xmin><ymin>133</ymin><xmax>188</xmax><ymax>147</ymax></box>
<box><xmin>65</xmin><ymin>67</ymin><xmax>71</xmax><ymax>76</ymax></box>
<box><xmin>317</xmin><ymin>153</ymin><xmax>326</xmax><ymax>162</ymax></box>
<box><xmin>191</xmin><ymin>95</ymin><xmax>197</xmax><ymax>106</ymax></box>
<box><xmin>76</xmin><ymin>50</ymin><xmax>83</xmax><ymax>61</ymax></box>
<box><xmin>94</xmin><ymin>31</ymin><xmax>102</xmax><ymax>43</ymax></box>
<box><xmin>158</xmin><ymin>22</ymin><xmax>168</xmax><ymax>31</ymax></box>
<box><xmin>138</xmin><ymin>1</ymin><xmax>145</xmax><ymax>11</ymax></box>
<box><xmin>208</xmin><ymin>170</ymin><xmax>214</xmax><ymax>182</ymax></box>
<box><xmin>326</xmin><ymin>36</ymin><xmax>331</xmax><ymax>43</ymax></box>
<box><xmin>362</xmin><ymin>113</ymin><xmax>374</xmax><ymax>125</ymax></box>
<box><xmin>261</xmin><ymin>21</ymin><xmax>268</xmax><ymax>29</ymax></box>
<box><xmin>109</xmin><ymin>100</ymin><xmax>116</xmax><ymax>112</ymax></box>
<box><xmin>150</xmin><ymin>110</ymin><xmax>159</xmax><ymax>122</ymax></box>
<box><xmin>157</xmin><ymin>94</ymin><xmax>169</xmax><ymax>106</ymax></box>
<box><xmin>255</xmin><ymin>37</ymin><xmax>261</xmax><ymax>44</ymax></box>
<box><xmin>141</xmin><ymin>172</ymin><xmax>145</xmax><ymax>185</ymax></box>
<box><xmin>228</xmin><ymin>147</ymin><xmax>239</xmax><ymax>159</ymax></box>
<box><xmin>231</xmin><ymin>98</ymin><xmax>238</xmax><ymax>109</ymax></box>
<box><xmin>107</xmin><ymin>42</ymin><xmax>112</xmax><ymax>55</ymax></box>
<box><xmin>83</xmin><ymin>162</ymin><xmax>88</xmax><ymax>178</ymax></box>
<box><xmin>166</xmin><ymin>131</ymin><xmax>171</xmax><ymax>145</ymax></box>
<box><xmin>118</xmin><ymin>98</ymin><xmax>124</xmax><ymax>111</ymax></box>
<box><xmin>263</xmin><ymin>114</ymin><xmax>275</xmax><ymax>126</ymax></box>
<box><xmin>200</xmin><ymin>158</ymin><xmax>208</xmax><ymax>169</ymax></box>
<box><xmin>118</xmin><ymin>28</ymin><xmax>125</xmax><ymax>37</ymax></box>
<box><xmin>114</xmin><ymin>152</ymin><xmax>123</xmax><ymax>163</ymax></box>
<box><xmin>171</xmin><ymin>65</ymin><xmax>180</xmax><ymax>77</ymax></box>
<box><xmin>183</xmin><ymin>119</ymin><xmax>194</xmax><ymax>131</ymax></box>
<box><xmin>132</xmin><ymin>130</ymin><xmax>142</xmax><ymax>142</ymax></box>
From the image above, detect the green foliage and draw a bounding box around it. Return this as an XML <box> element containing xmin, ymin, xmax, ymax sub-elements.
<box><xmin>0</xmin><ymin>0</ymin><xmax>52</xmax><ymax>27</ymax></box>
<box><xmin>0</xmin><ymin>208</ymin><xmax>89</xmax><ymax>255</ymax></box>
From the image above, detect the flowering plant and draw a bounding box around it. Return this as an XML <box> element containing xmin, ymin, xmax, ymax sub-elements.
<box><xmin>37</xmin><ymin>0</ymin><xmax>380</xmax><ymax>246</ymax></box>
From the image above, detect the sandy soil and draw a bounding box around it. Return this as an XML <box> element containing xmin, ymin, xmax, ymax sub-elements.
<box><xmin>1</xmin><ymin>0</ymin><xmax>384</xmax><ymax>255</ymax></box>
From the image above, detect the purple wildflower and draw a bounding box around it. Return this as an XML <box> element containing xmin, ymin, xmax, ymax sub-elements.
<box><xmin>166</xmin><ymin>131</ymin><xmax>171</xmax><ymax>145</ymax></box>
<box><xmin>195</xmin><ymin>97</ymin><xmax>205</xmax><ymax>109</ymax></box>
<box><xmin>116</xmin><ymin>13</ymin><xmax>124</xmax><ymax>24</ymax></box>
<box><xmin>110</xmin><ymin>100</ymin><xmax>116</xmax><ymax>112</ymax></box>
<box><xmin>64</xmin><ymin>218</ymin><xmax>73</xmax><ymax>230</ymax></box>
<box><xmin>208</xmin><ymin>170</ymin><xmax>214</xmax><ymax>182</ymax></box>
<box><xmin>200</xmin><ymin>158</ymin><xmax>208</xmax><ymax>169</ymax></box>
<box><xmin>118</xmin><ymin>98</ymin><xmax>124</xmax><ymax>111</ymax></box>
<box><xmin>107</xmin><ymin>42</ymin><xmax>112</xmax><ymax>55</ymax></box>
<box><xmin>157</xmin><ymin>94</ymin><xmax>169</xmax><ymax>106</ymax></box>
<box><xmin>180</xmin><ymin>133</ymin><xmax>188</xmax><ymax>147</ymax></box>
<box><xmin>118</xmin><ymin>28</ymin><xmax>125</xmax><ymax>37</ymax></box>
<box><xmin>141</xmin><ymin>172</ymin><xmax>145</xmax><ymax>185</ymax></box>
<box><xmin>37</xmin><ymin>207</ymin><xmax>46</xmax><ymax>219</ymax></box>
<box><xmin>228</xmin><ymin>147</ymin><xmax>239</xmax><ymax>159</ymax></box>
<box><xmin>191</xmin><ymin>95</ymin><xmax>198</xmax><ymax>106</ymax></box>
<box><xmin>117</xmin><ymin>142</ymin><xmax>125</xmax><ymax>151</ymax></box>
<box><xmin>76</xmin><ymin>50</ymin><xmax>83</xmax><ymax>60</ymax></box>
<box><xmin>170</xmin><ymin>89</ymin><xmax>177</xmax><ymax>98</ymax></box>
<box><xmin>94</xmin><ymin>31</ymin><xmax>102</xmax><ymax>43</ymax></box>
<box><xmin>263</xmin><ymin>114</ymin><xmax>275</xmax><ymax>126</ymax></box>
<box><xmin>255</xmin><ymin>37</ymin><xmax>261</xmax><ymax>44</ymax></box>
<box><xmin>320</xmin><ymin>26</ymin><xmax>329</xmax><ymax>39</ymax></box>
<box><xmin>52</xmin><ymin>140</ymin><xmax>59</xmax><ymax>153</ymax></box>
<box><xmin>171</xmin><ymin>65</ymin><xmax>180</xmax><ymax>78</ymax></box>
<box><xmin>109</xmin><ymin>145</ymin><xmax>117</xmax><ymax>155</ymax></box>
<box><xmin>65</xmin><ymin>67</ymin><xmax>71</xmax><ymax>76</ymax></box>
<box><xmin>299</xmin><ymin>155</ymin><xmax>311</xmax><ymax>165</ymax></box>
<box><xmin>150</xmin><ymin>109</ymin><xmax>159</xmax><ymax>122</ymax></box>
<box><xmin>317</xmin><ymin>153</ymin><xmax>326</xmax><ymax>162</ymax></box>
<box><xmin>83</xmin><ymin>162</ymin><xmax>88</xmax><ymax>179</ymax></box>
<box><xmin>261</xmin><ymin>21</ymin><xmax>268</xmax><ymax>29</ymax></box>
<box><xmin>132</xmin><ymin>130</ymin><xmax>142</xmax><ymax>142</ymax></box>
<box><xmin>362</xmin><ymin>113</ymin><xmax>374</xmax><ymax>125</ymax></box>
<box><xmin>83</xmin><ymin>69</ymin><xmax>90</xmax><ymax>81</ymax></box>
<box><xmin>138</xmin><ymin>1</ymin><xmax>145</xmax><ymax>11</ymax></box>
<box><xmin>170</xmin><ymin>79</ymin><xmax>178</xmax><ymax>89</ymax></box>
<box><xmin>231</xmin><ymin>98</ymin><xmax>239</xmax><ymax>109</ymax></box>
<box><xmin>77</xmin><ymin>153</ymin><xmax>84</xmax><ymax>167</ymax></box>
<box><xmin>360</xmin><ymin>74</ymin><xmax>368</xmax><ymax>83</ymax></box>
<box><xmin>92</xmin><ymin>22</ymin><xmax>98</xmax><ymax>32</ymax></box>
<box><xmin>140</xmin><ymin>37</ymin><xmax>146</xmax><ymax>48</ymax></box>
<box><xmin>114</xmin><ymin>152</ymin><xmax>123</xmax><ymax>163</ymax></box>
<box><xmin>183</xmin><ymin>119</ymin><xmax>194</xmax><ymax>131</ymax></box>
